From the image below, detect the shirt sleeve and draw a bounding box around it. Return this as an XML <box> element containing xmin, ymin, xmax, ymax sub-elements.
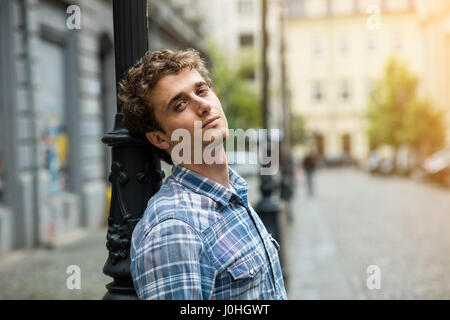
<box><xmin>131</xmin><ymin>219</ymin><xmax>216</xmax><ymax>300</ymax></box>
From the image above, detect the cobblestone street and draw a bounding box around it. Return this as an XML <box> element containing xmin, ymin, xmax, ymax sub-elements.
<box><xmin>286</xmin><ymin>168</ymin><xmax>450</xmax><ymax>299</ymax></box>
<box><xmin>0</xmin><ymin>228</ymin><xmax>109</xmax><ymax>299</ymax></box>
<box><xmin>1</xmin><ymin>168</ymin><xmax>450</xmax><ymax>299</ymax></box>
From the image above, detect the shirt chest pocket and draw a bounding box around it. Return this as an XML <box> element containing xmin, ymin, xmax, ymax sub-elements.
<box><xmin>227</xmin><ymin>251</ymin><xmax>265</xmax><ymax>280</ymax></box>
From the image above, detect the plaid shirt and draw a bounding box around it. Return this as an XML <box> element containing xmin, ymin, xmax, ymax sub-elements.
<box><xmin>130</xmin><ymin>164</ymin><xmax>287</xmax><ymax>300</ymax></box>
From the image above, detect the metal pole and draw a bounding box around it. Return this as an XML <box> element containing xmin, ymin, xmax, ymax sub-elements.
<box><xmin>261</xmin><ymin>0</ymin><xmax>269</xmax><ymax>129</ymax></box>
<box><xmin>102</xmin><ymin>0</ymin><xmax>164</xmax><ymax>300</ymax></box>
<box><xmin>277</xmin><ymin>0</ymin><xmax>293</xmax><ymax>288</ymax></box>
<box><xmin>280</xmin><ymin>0</ymin><xmax>289</xmax><ymax>158</ymax></box>
<box><xmin>279</xmin><ymin>0</ymin><xmax>295</xmax><ymax>203</ymax></box>
<box><xmin>256</xmin><ymin>0</ymin><xmax>281</xmax><ymax>243</ymax></box>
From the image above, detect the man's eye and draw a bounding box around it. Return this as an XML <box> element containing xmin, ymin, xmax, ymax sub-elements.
<box><xmin>197</xmin><ymin>88</ymin><xmax>208</xmax><ymax>95</ymax></box>
<box><xmin>174</xmin><ymin>101</ymin><xmax>186</xmax><ymax>111</ymax></box>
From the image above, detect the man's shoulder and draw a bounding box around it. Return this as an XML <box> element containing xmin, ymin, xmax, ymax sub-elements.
<box><xmin>139</xmin><ymin>176</ymin><xmax>190</xmax><ymax>224</ymax></box>
<box><xmin>133</xmin><ymin>176</ymin><xmax>221</xmax><ymax>245</ymax></box>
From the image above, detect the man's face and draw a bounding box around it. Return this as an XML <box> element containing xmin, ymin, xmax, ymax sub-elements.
<box><xmin>146</xmin><ymin>68</ymin><xmax>228</xmax><ymax>156</ymax></box>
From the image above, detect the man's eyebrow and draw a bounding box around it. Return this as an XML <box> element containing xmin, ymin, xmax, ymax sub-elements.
<box><xmin>194</xmin><ymin>81</ymin><xmax>208</xmax><ymax>88</ymax></box>
<box><xmin>166</xmin><ymin>81</ymin><xmax>208</xmax><ymax>109</ymax></box>
<box><xmin>167</xmin><ymin>92</ymin><xmax>183</xmax><ymax>109</ymax></box>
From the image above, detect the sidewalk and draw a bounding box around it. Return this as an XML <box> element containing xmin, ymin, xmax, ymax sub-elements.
<box><xmin>284</xmin><ymin>177</ymin><xmax>355</xmax><ymax>299</ymax></box>
<box><xmin>0</xmin><ymin>227</ymin><xmax>109</xmax><ymax>299</ymax></box>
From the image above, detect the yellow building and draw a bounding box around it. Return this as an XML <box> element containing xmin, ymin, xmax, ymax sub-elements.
<box><xmin>417</xmin><ymin>0</ymin><xmax>450</xmax><ymax>143</ymax></box>
<box><xmin>286</xmin><ymin>0</ymin><xmax>424</xmax><ymax>162</ymax></box>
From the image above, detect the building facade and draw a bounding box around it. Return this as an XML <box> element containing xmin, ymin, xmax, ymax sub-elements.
<box><xmin>416</xmin><ymin>0</ymin><xmax>450</xmax><ymax>143</ymax></box>
<box><xmin>205</xmin><ymin>0</ymin><xmax>285</xmax><ymax>129</ymax></box>
<box><xmin>0</xmin><ymin>0</ymin><xmax>115</xmax><ymax>255</ymax></box>
<box><xmin>286</xmin><ymin>0</ymin><xmax>423</xmax><ymax>162</ymax></box>
<box><xmin>0</xmin><ymin>0</ymin><xmax>207</xmax><ymax>255</ymax></box>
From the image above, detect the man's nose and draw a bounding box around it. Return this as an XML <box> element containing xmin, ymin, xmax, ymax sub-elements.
<box><xmin>194</xmin><ymin>97</ymin><xmax>211</xmax><ymax>116</ymax></box>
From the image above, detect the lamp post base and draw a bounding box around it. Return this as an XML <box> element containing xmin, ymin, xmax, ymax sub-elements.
<box><xmin>103</xmin><ymin>279</ymin><xmax>137</xmax><ymax>300</ymax></box>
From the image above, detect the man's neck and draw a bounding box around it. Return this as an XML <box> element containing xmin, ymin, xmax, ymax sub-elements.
<box><xmin>180</xmin><ymin>151</ymin><xmax>231</xmax><ymax>189</ymax></box>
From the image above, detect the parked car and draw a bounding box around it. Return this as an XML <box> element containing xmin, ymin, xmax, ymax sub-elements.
<box><xmin>423</xmin><ymin>148</ymin><xmax>450</xmax><ymax>187</ymax></box>
<box><xmin>324</xmin><ymin>154</ymin><xmax>357</xmax><ymax>167</ymax></box>
<box><xmin>367</xmin><ymin>150</ymin><xmax>395</xmax><ymax>175</ymax></box>
<box><xmin>395</xmin><ymin>144</ymin><xmax>419</xmax><ymax>176</ymax></box>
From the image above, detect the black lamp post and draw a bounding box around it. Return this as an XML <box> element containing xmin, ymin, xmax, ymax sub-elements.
<box><xmin>102</xmin><ymin>0</ymin><xmax>163</xmax><ymax>300</ymax></box>
<box><xmin>256</xmin><ymin>0</ymin><xmax>281</xmax><ymax>245</ymax></box>
<box><xmin>279</xmin><ymin>0</ymin><xmax>295</xmax><ymax>205</ymax></box>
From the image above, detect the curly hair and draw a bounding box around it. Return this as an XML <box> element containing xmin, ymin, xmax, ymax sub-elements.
<box><xmin>117</xmin><ymin>49</ymin><xmax>212</xmax><ymax>164</ymax></box>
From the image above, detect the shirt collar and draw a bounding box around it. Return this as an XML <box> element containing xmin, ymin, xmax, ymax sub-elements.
<box><xmin>171</xmin><ymin>164</ymin><xmax>249</xmax><ymax>207</ymax></box>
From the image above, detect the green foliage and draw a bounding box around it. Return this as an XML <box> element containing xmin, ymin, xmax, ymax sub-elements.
<box><xmin>367</xmin><ymin>56</ymin><xmax>446</xmax><ymax>155</ymax></box>
<box><xmin>206</xmin><ymin>42</ymin><xmax>262</xmax><ymax>130</ymax></box>
<box><xmin>291</xmin><ymin>113</ymin><xmax>307</xmax><ymax>146</ymax></box>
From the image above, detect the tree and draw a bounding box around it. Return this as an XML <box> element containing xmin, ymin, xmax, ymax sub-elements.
<box><xmin>291</xmin><ymin>113</ymin><xmax>307</xmax><ymax>146</ymax></box>
<box><xmin>367</xmin><ymin>56</ymin><xmax>446</xmax><ymax>156</ymax></box>
<box><xmin>206</xmin><ymin>42</ymin><xmax>262</xmax><ymax>130</ymax></box>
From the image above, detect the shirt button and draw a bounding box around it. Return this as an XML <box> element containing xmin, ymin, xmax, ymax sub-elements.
<box><xmin>249</xmin><ymin>269</ymin><xmax>255</xmax><ymax>275</ymax></box>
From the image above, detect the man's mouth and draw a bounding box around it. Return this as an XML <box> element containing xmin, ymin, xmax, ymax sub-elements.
<box><xmin>202</xmin><ymin>116</ymin><xmax>220</xmax><ymax>128</ymax></box>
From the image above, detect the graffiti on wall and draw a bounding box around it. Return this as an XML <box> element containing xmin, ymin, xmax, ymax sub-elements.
<box><xmin>41</xmin><ymin>112</ymin><xmax>68</xmax><ymax>195</ymax></box>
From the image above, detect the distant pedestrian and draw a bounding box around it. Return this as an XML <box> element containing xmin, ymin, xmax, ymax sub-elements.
<box><xmin>303</xmin><ymin>153</ymin><xmax>316</xmax><ymax>197</ymax></box>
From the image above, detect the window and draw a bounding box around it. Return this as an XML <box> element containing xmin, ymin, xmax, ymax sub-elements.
<box><xmin>305</xmin><ymin>0</ymin><xmax>328</xmax><ymax>17</ymax></box>
<box><xmin>239</xmin><ymin>33</ymin><xmax>254</xmax><ymax>48</ymax></box>
<box><xmin>358</xmin><ymin>0</ymin><xmax>380</xmax><ymax>13</ymax></box>
<box><xmin>367</xmin><ymin>35</ymin><xmax>376</xmax><ymax>53</ymax></box>
<box><xmin>312</xmin><ymin>81</ymin><xmax>324</xmax><ymax>103</ymax></box>
<box><xmin>312</xmin><ymin>38</ymin><xmax>321</xmax><ymax>56</ymax></box>
<box><xmin>315</xmin><ymin>133</ymin><xmax>325</xmax><ymax>156</ymax></box>
<box><xmin>287</xmin><ymin>0</ymin><xmax>305</xmax><ymax>17</ymax></box>
<box><xmin>340</xmin><ymin>80</ymin><xmax>351</xmax><ymax>101</ymax></box>
<box><xmin>331</xmin><ymin>0</ymin><xmax>354</xmax><ymax>15</ymax></box>
<box><xmin>385</xmin><ymin>0</ymin><xmax>408</xmax><ymax>12</ymax></box>
<box><xmin>342</xmin><ymin>134</ymin><xmax>351</xmax><ymax>154</ymax></box>
<box><xmin>237</xmin><ymin>0</ymin><xmax>253</xmax><ymax>15</ymax></box>
<box><xmin>339</xmin><ymin>37</ymin><xmax>349</xmax><ymax>55</ymax></box>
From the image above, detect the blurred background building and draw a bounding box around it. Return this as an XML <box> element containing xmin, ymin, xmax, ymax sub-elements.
<box><xmin>417</xmin><ymin>0</ymin><xmax>450</xmax><ymax>143</ymax></box>
<box><xmin>286</xmin><ymin>0</ymin><xmax>450</xmax><ymax>164</ymax></box>
<box><xmin>205</xmin><ymin>0</ymin><xmax>285</xmax><ymax>129</ymax></box>
<box><xmin>287</xmin><ymin>0</ymin><xmax>421</xmax><ymax>162</ymax></box>
<box><xmin>0</xmin><ymin>0</ymin><xmax>115</xmax><ymax>255</ymax></box>
<box><xmin>0</xmin><ymin>0</ymin><xmax>208</xmax><ymax>256</ymax></box>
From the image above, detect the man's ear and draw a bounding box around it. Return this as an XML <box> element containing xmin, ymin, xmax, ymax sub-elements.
<box><xmin>145</xmin><ymin>131</ymin><xmax>170</xmax><ymax>151</ymax></box>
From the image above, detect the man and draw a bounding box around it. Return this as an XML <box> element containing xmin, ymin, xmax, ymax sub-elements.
<box><xmin>302</xmin><ymin>152</ymin><xmax>316</xmax><ymax>197</ymax></box>
<box><xmin>119</xmin><ymin>49</ymin><xmax>286</xmax><ymax>300</ymax></box>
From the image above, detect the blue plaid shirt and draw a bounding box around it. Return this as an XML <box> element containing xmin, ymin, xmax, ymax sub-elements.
<box><xmin>130</xmin><ymin>164</ymin><xmax>287</xmax><ymax>300</ymax></box>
